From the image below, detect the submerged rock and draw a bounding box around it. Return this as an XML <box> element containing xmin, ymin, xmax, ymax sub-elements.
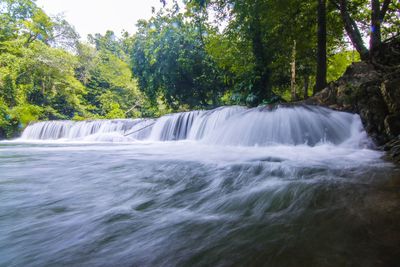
<box><xmin>383</xmin><ymin>137</ymin><xmax>400</xmax><ymax>163</ymax></box>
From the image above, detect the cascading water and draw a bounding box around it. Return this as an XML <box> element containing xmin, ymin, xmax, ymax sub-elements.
<box><xmin>19</xmin><ymin>105</ymin><xmax>370</xmax><ymax>147</ymax></box>
<box><xmin>1</xmin><ymin>105</ymin><xmax>399</xmax><ymax>267</ymax></box>
<box><xmin>21</xmin><ymin>118</ymin><xmax>155</xmax><ymax>142</ymax></box>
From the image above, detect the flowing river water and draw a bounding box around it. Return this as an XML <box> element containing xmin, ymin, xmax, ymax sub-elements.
<box><xmin>1</xmin><ymin>106</ymin><xmax>400</xmax><ymax>266</ymax></box>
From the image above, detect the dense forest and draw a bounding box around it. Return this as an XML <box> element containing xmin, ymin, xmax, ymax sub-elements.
<box><xmin>0</xmin><ymin>0</ymin><xmax>399</xmax><ymax>138</ymax></box>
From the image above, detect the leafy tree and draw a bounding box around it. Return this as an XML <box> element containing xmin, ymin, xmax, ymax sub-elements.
<box><xmin>131</xmin><ymin>8</ymin><xmax>226</xmax><ymax>109</ymax></box>
<box><xmin>331</xmin><ymin>0</ymin><xmax>399</xmax><ymax>59</ymax></box>
<box><xmin>78</xmin><ymin>31</ymin><xmax>147</xmax><ymax>118</ymax></box>
<box><xmin>0</xmin><ymin>0</ymin><xmax>148</xmax><ymax>137</ymax></box>
<box><xmin>327</xmin><ymin>50</ymin><xmax>360</xmax><ymax>82</ymax></box>
<box><xmin>0</xmin><ymin>0</ymin><xmax>37</xmax><ymax>42</ymax></box>
<box><xmin>187</xmin><ymin>0</ymin><xmax>345</xmax><ymax>102</ymax></box>
<box><xmin>48</xmin><ymin>15</ymin><xmax>80</xmax><ymax>51</ymax></box>
<box><xmin>88</xmin><ymin>31</ymin><xmax>125</xmax><ymax>59</ymax></box>
<box><xmin>316</xmin><ymin>0</ymin><xmax>327</xmax><ymax>92</ymax></box>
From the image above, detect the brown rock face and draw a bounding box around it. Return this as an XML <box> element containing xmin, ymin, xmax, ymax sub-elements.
<box><xmin>381</xmin><ymin>73</ymin><xmax>400</xmax><ymax>114</ymax></box>
<box><xmin>305</xmin><ymin>37</ymin><xmax>400</xmax><ymax>162</ymax></box>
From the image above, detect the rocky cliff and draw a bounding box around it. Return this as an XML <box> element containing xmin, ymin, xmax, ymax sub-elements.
<box><xmin>306</xmin><ymin>37</ymin><xmax>400</xmax><ymax>162</ymax></box>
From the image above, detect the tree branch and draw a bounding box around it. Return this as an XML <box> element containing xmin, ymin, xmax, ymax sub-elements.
<box><xmin>338</xmin><ymin>0</ymin><xmax>369</xmax><ymax>59</ymax></box>
<box><xmin>379</xmin><ymin>0</ymin><xmax>391</xmax><ymax>21</ymax></box>
<box><xmin>329</xmin><ymin>0</ymin><xmax>340</xmax><ymax>9</ymax></box>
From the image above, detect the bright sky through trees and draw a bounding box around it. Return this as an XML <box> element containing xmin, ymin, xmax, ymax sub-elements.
<box><xmin>36</xmin><ymin>0</ymin><xmax>164</xmax><ymax>39</ymax></box>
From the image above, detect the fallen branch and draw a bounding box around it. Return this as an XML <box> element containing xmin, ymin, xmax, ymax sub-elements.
<box><xmin>124</xmin><ymin>122</ymin><xmax>155</xmax><ymax>136</ymax></box>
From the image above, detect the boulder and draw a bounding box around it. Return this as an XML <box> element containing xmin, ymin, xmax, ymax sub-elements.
<box><xmin>305</xmin><ymin>37</ymin><xmax>400</xmax><ymax>163</ymax></box>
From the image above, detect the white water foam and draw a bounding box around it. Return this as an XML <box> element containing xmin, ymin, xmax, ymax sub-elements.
<box><xmin>18</xmin><ymin>105</ymin><xmax>372</xmax><ymax>148</ymax></box>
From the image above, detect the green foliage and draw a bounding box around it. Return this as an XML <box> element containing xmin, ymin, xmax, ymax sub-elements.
<box><xmin>193</xmin><ymin>0</ymin><xmax>347</xmax><ymax>104</ymax></box>
<box><xmin>81</xmin><ymin>32</ymin><xmax>148</xmax><ymax>118</ymax></box>
<box><xmin>131</xmin><ymin>9</ymin><xmax>226</xmax><ymax>110</ymax></box>
<box><xmin>383</xmin><ymin>1</ymin><xmax>400</xmax><ymax>39</ymax></box>
<box><xmin>0</xmin><ymin>0</ymin><xmax>399</xmax><ymax>139</ymax></box>
<box><xmin>0</xmin><ymin>99</ymin><xmax>12</xmax><ymax>138</ymax></box>
<box><xmin>0</xmin><ymin>0</ymin><xmax>152</xmax><ymax>138</ymax></box>
<box><xmin>328</xmin><ymin>50</ymin><xmax>360</xmax><ymax>82</ymax></box>
<box><xmin>103</xmin><ymin>103</ymin><xmax>126</xmax><ymax>119</ymax></box>
<box><xmin>9</xmin><ymin>103</ymin><xmax>42</xmax><ymax>126</ymax></box>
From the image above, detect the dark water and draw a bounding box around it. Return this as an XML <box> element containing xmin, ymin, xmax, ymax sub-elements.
<box><xmin>1</xmin><ymin>142</ymin><xmax>400</xmax><ymax>267</ymax></box>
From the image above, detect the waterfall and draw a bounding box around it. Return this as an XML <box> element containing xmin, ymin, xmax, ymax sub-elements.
<box><xmin>21</xmin><ymin>119</ymin><xmax>154</xmax><ymax>142</ymax></box>
<box><xmin>149</xmin><ymin>110</ymin><xmax>202</xmax><ymax>141</ymax></box>
<box><xmin>19</xmin><ymin>105</ymin><xmax>370</xmax><ymax>147</ymax></box>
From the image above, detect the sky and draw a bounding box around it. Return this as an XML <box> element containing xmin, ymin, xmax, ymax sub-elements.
<box><xmin>35</xmin><ymin>0</ymin><xmax>165</xmax><ymax>39</ymax></box>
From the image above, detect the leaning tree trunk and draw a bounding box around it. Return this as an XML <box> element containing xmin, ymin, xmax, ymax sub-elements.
<box><xmin>337</xmin><ymin>0</ymin><xmax>370</xmax><ymax>60</ymax></box>
<box><xmin>316</xmin><ymin>0</ymin><xmax>327</xmax><ymax>93</ymax></box>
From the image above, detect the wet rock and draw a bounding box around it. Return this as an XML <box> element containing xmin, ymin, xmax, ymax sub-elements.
<box><xmin>384</xmin><ymin>115</ymin><xmax>400</xmax><ymax>138</ymax></box>
<box><xmin>381</xmin><ymin>73</ymin><xmax>400</xmax><ymax>114</ymax></box>
<box><xmin>305</xmin><ymin>37</ymin><xmax>400</xmax><ymax>163</ymax></box>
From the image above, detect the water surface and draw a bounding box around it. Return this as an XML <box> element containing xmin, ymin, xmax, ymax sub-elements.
<box><xmin>1</xmin><ymin>106</ymin><xmax>400</xmax><ymax>266</ymax></box>
<box><xmin>1</xmin><ymin>141</ymin><xmax>399</xmax><ymax>267</ymax></box>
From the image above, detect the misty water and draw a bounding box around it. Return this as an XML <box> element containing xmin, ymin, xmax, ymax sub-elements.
<box><xmin>1</xmin><ymin>106</ymin><xmax>400</xmax><ymax>267</ymax></box>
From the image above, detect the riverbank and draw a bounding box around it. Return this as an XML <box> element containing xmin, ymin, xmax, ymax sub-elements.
<box><xmin>305</xmin><ymin>37</ymin><xmax>400</xmax><ymax>162</ymax></box>
<box><xmin>3</xmin><ymin>38</ymin><xmax>399</xmax><ymax>163</ymax></box>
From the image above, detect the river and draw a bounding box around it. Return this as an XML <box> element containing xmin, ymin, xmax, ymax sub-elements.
<box><xmin>1</xmin><ymin>106</ymin><xmax>399</xmax><ymax>266</ymax></box>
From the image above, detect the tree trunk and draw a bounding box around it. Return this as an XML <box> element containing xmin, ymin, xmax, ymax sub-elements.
<box><xmin>303</xmin><ymin>76</ymin><xmax>309</xmax><ymax>99</ymax></box>
<box><xmin>250</xmin><ymin>3</ymin><xmax>271</xmax><ymax>102</ymax></box>
<box><xmin>291</xmin><ymin>40</ymin><xmax>297</xmax><ymax>101</ymax></box>
<box><xmin>370</xmin><ymin>0</ymin><xmax>392</xmax><ymax>51</ymax></box>
<box><xmin>379</xmin><ymin>0</ymin><xmax>391</xmax><ymax>21</ymax></box>
<box><xmin>332</xmin><ymin>0</ymin><xmax>391</xmax><ymax>59</ymax></box>
<box><xmin>316</xmin><ymin>0</ymin><xmax>327</xmax><ymax>93</ymax></box>
<box><xmin>338</xmin><ymin>0</ymin><xmax>369</xmax><ymax>60</ymax></box>
<box><xmin>370</xmin><ymin>0</ymin><xmax>381</xmax><ymax>51</ymax></box>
